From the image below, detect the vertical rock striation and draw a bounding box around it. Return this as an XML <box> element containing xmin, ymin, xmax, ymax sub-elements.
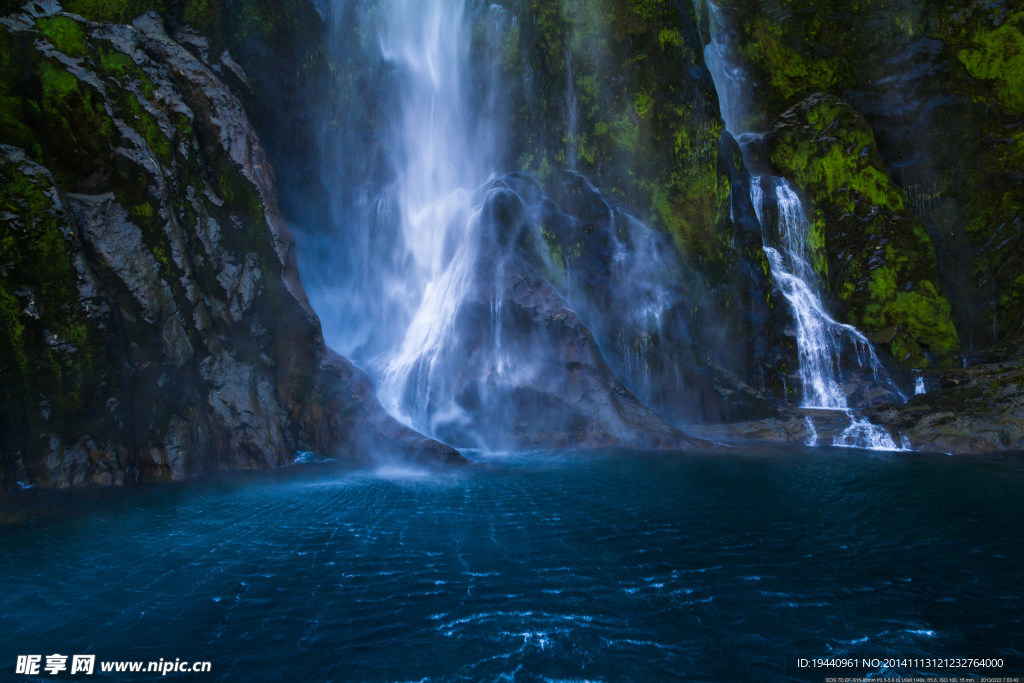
<box><xmin>0</xmin><ymin>6</ymin><xmax>460</xmax><ymax>491</ymax></box>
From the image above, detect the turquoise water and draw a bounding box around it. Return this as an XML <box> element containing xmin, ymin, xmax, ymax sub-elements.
<box><xmin>2</xmin><ymin>446</ymin><xmax>1023</xmax><ymax>681</ymax></box>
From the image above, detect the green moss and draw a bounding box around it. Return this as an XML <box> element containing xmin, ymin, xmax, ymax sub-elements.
<box><xmin>740</xmin><ymin>16</ymin><xmax>840</xmax><ymax>110</ymax></box>
<box><xmin>183</xmin><ymin>0</ymin><xmax>221</xmax><ymax>34</ymax></box>
<box><xmin>122</xmin><ymin>90</ymin><xmax>172</xmax><ymax>166</ymax></box>
<box><xmin>35</xmin><ymin>16</ymin><xmax>89</xmax><ymax>58</ymax></box>
<box><xmin>0</xmin><ymin>153</ymin><xmax>105</xmax><ymax>438</ymax></box>
<box><xmin>957</xmin><ymin>12</ymin><xmax>1024</xmax><ymax>114</ymax></box>
<box><xmin>771</xmin><ymin>102</ymin><xmax>904</xmax><ymax>215</ymax></box>
<box><xmin>501</xmin><ymin>0</ymin><xmax>736</xmax><ymax>272</ymax></box>
<box><xmin>770</xmin><ymin>93</ymin><xmax>959</xmax><ymax>367</ymax></box>
<box><xmin>866</xmin><ymin>264</ymin><xmax>897</xmax><ymax>303</ymax></box>
<box><xmin>999</xmin><ymin>272</ymin><xmax>1024</xmax><ymax>324</ymax></box>
<box><xmin>209</xmin><ymin>146</ymin><xmax>265</xmax><ymax>227</ymax></box>
<box><xmin>0</xmin><ymin>284</ymin><xmax>28</xmax><ymax>376</ymax></box>
<box><xmin>32</xmin><ymin>60</ymin><xmax>116</xmax><ymax>181</ymax></box>
<box><xmin>0</xmin><ymin>95</ymin><xmax>42</xmax><ymax>158</ymax></box>
<box><xmin>98</xmin><ymin>49</ymin><xmax>155</xmax><ymax>99</ymax></box>
<box><xmin>236</xmin><ymin>1</ymin><xmax>277</xmax><ymax>41</ymax></box>
<box><xmin>539</xmin><ymin>225</ymin><xmax>567</xmax><ymax>283</ymax></box>
<box><xmin>807</xmin><ymin>214</ymin><xmax>829</xmax><ymax>279</ymax></box>
<box><xmin>891</xmin><ymin>283</ymin><xmax>959</xmax><ymax>355</ymax></box>
<box><xmin>62</xmin><ymin>0</ymin><xmax>162</xmax><ymax>24</ymax></box>
<box><xmin>39</xmin><ymin>62</ymin><xmax>80</xmax><ymax>100</ymax></box>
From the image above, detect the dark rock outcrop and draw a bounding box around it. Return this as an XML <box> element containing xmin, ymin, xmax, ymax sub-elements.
<box><xmin>385</xmin><ymin>173</ymin><xmax>714</xmax><ymax>451</ymax></box>
<box><xmin>0</xmin><ymin>7</ymin><xmax>460</xmax><ymax>491</ymax></box>
<box><xmin>866</xmin><ymin>348</ymin><xmax>1024</xmax><ymax>454</ymax></box>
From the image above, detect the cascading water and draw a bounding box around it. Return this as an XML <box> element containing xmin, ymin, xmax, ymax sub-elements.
<box><xmin>299</xmin><ymin>0</ymin><xmax>906</xmax><ymax>450</ymax></box>
<box><xmin>701</xmin><ymin>1</ymin><xmax>908</xmax><ymax>450</ymax></box>
<box><xmin>299</xmin><ymin>0</ymin><xmax>720</xmax><ymax>446</ymax></box>
<box><xmin>299</xmin><ymin>1</ymin><xmax>515</xmax><ymax>436</ymax></box>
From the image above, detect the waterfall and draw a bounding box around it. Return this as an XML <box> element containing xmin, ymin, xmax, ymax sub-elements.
<box><xmin>302</xmin><ymin>0</ymin><xmax>715</xmax><ymax>444</ymax></box>
<box><xmin>701</xmin><ymin>1</ymin><xmax>908</xmax><ymax>450</ymax></box>
<box><xmin>295</xmin><ymin>0</ymin><xmax>909</xmax><ymax>449</ymax></box>
<box><xmin>297</xmin><ymin>1</ymin><xmax>514</xmax><ymax>435</ymax></box>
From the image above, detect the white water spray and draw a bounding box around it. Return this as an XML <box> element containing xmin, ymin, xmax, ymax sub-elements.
<box><xmin>313</xmin><ymin>0</ymin><xmax>517</xmax><ymax>432</ymax></box>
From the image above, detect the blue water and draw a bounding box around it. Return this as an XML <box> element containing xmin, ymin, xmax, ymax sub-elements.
<box><xmin>2</xmin><ymin>446</ymin><xmax>1023</xmax><ymax>681</ymax></box>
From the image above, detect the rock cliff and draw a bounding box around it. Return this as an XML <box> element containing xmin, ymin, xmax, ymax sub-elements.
<box><xmin>0</xmin><ymin>5</ymin><xmax>460</xmax><ymax>491</ymax></box>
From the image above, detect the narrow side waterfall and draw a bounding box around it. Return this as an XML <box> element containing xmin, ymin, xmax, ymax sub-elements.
<box><xmin>701</xmin><ymin>2</ymin><xmax>907</xmax><ymax>450</ymax></box>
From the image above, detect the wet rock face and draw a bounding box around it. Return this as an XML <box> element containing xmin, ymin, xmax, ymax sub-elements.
<box><xmin>847</xmin><ymin>28</ymin><xmax>1024</xmax><ymax>353</ymax></box>
<box><xmin>0</xmin><ymin>7</ymin><xmax>459</xmax><ymax>491</ymax></box>
<box><xmin>387</xmin><ymin>171</ymin><xmax>783</xmax><ymax>450</ymax></box>
<box><xmin>500</xmin><ymin>0</ymin><xmax>731</xmax><ymax>267</ymax></box>
<box><xmin>542</xmin><ymin>171</ymin><xmax>785</xmax><ymax>423</ymax></box>
<box><xmin>766</xmin><ymin>93</ymin><xmax>959</xmax><ymax>369</ymax></box>
<box><xmin>866</xmin><ymin>350</ymin><xmax>1024</xmax><ymax>455</ymax></box>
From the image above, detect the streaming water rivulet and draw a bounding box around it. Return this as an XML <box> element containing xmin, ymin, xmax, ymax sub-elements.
<box><xmin>700</xmin><ymin>2</ymin><xmax>909</xmax><ymax>449</ymax></box>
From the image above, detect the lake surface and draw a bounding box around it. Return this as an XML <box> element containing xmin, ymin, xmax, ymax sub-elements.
<box><xmin>2</xmin><ymin>446</ymin><xmax>1023</xmax><ymax>681</ymax></box>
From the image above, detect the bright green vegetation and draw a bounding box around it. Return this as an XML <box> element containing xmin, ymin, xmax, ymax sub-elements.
<box><xmin>503</xmin><ymin>0</ymin><xmax>733</xmax><ymax>273</ymax></box>
<box><xmin>98</xmin><ymin>49</ymin><xmax>156</xmax><ymax>99</ymax></box>
<box><xmin>35</xmin><ymin>16</ymin><xmax>89</xmax><ymax>57</ymax></box>
<box><xmin>957</xmin><ymin>12</ymin><xmax>1024</xmax><ymax>114</ymax></box>
<box><xmin>770</xmin><ymin>94</ymin><xmax>959</xmax><ymax>367</ymax></box>
<box><xmin>740</xmin><ymin>15</ymin><xmax>840</xmax><ymax>112</ymax></box>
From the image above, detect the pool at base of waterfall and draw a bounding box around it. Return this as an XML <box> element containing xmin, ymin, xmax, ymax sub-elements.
<box><xmin>2</xmin><ymin>446</ymin><xmax>1023</xmax><ymax>681</ymax></box>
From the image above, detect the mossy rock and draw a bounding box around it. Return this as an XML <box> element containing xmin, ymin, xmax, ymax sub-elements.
<box><xmin>703</xmin><ymin>0</ymin><xmax>1024</xmax><ymax>351</ymax></box>
<box><xmin>0</xmin><ymin>147</ymin><xmax>117</xmax><ymax>484</ymax></box>
<box><xmin>768</xmin><ymin>93</ymin><xmax>959</xmax><ymax>368</ymax></box>
<box><xmin>61</xmin><ymin>0</ymin><xmax>163</xmax><ymax>24</ymax></box>
<box><xmin>956</xmin><ymin>10</ymin><xmax>1024</xmax><ymax>115</ymax></box>
<box><xmin>0</xmin><ymin>7</ymin><xmax>311</xmax><ymax>487</ymax></box>
<box><xmin>500</xmin><ymin>0</ymin><xmax>734</xmax><ymax>273</ymax></box>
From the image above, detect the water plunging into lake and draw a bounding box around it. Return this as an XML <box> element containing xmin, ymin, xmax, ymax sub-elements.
<box><xmin>296</xmin><ymin>1</ymin><xmax>725</xmax><ymax>446</ymax></box>
<box><xmin>298</xmin><ymin>0</ymin><xmax>913</xmax><ymax>449</ymax></box>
